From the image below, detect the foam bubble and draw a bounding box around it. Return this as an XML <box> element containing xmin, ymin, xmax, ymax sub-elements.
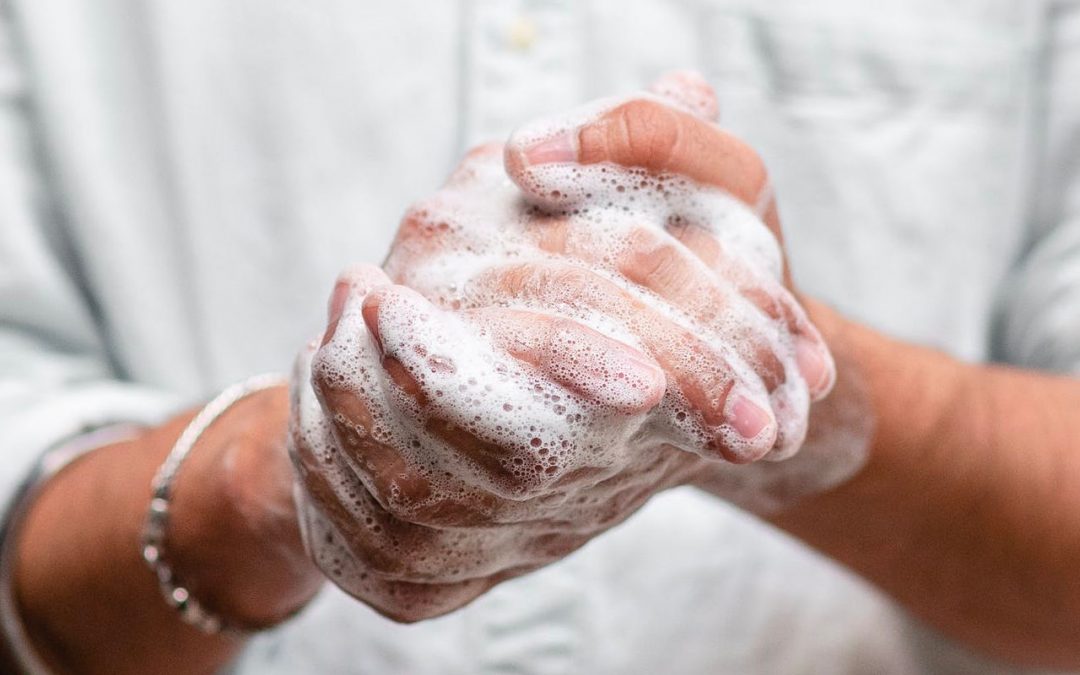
<box><xmin>290</xmin><ymin>112</ymin><xmax>828</xmax><ymax>615</ymax></box>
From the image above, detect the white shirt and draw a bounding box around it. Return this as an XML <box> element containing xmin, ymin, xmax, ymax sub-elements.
<box><xmin>1</xmin><ymin>0</ymin><xmax>1078</xmax><ymax>673</ymax></box>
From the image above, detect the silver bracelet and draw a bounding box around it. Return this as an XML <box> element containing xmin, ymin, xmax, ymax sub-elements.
<box><xmin>141</xmin><ymin>373</ymin><xmax>287</xmax><ymax>638</ymax></box>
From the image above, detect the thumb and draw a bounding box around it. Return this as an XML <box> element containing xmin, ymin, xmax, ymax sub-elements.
<box><xmin>504</xmin><ymin>96</ymin><xmax>768</xmax><ymax>213</ymax></box>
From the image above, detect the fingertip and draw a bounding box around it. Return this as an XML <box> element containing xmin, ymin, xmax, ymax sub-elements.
<box><xmin>324</xmin><ymin>265</ymin><xmax>392</xmax><ymax>347</ymax></box>
<box><xmin>729</xmin><ymin>395</ymin><xmax>775</xmax><ymax>440</ymax></box>
<box><xmin>505</xmin><ymin>106</ymin><xmax>587</xmax><ymax>172</ymax></box>
<box><xmin>504</xmin><ymin>98</ymin><xmax>618</xmax><ymax>205</ymax></box>
<box><xmin>361</xmin><ymin>284</ymin><xmax>448</xmax><ymax>359</ymax></box>
<box><xmin>718</xmin><ymin>393</ymin><xmax>778</xmax><ymax>464</ymax></box>
<box><xmin>796</xmin><ymin>337</ymin><xmax>836</xmax><ymax>401</ymax></box>
<box><xmin>503</xmin><ymin>142</ymin><xmax>527</xmax><ymax>181</ymax></box>
<box><xmin>359</xmin><ymin>286</ymin><xmax>438</xmax><ymax>406</ymax></box>
<box><xmin>504</xmin><ymin>127</ymin><xmax>581</xmax><ymax>206</ymax></box>
<box><xmin>649</xmin><ymin>70</ymin><xmax>720</xmax><ymax>122</ymax></box>
<box><xmin>519</xmin><ymin>130</ymin><xmax>579</xmax><ymax>167</ymax></box>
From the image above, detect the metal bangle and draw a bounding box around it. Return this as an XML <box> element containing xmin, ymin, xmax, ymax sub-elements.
<box><xmin>0</xmin><ymin>422</ymin><xmax>145</xmax><ymax>675</ymax></box>
<box><xmin>141</xmin><ymin>373</ymin><xmax>287</xmax><ymax>638</ymax></box>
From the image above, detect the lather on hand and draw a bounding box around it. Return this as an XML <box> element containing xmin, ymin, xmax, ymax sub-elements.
<box><xmin>289</xmin><ymin>72</ymin><xmax>868</xmax><ymax>622</ymax></box>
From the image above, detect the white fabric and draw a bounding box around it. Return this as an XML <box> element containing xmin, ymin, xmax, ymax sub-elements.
<box><xmin>1</xmin><ymin>0</ymin><xmax>1078</xmax><ymax>672</ymax></box>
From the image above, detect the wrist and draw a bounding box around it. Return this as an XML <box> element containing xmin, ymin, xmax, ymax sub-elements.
<box><xmin>164</xmin><ymin>386</ymin><xmax>323</xmax><ymax>628</ymax></box>
<box><xmin>803</xmin><ymin>297</ymin><xmax>973</xmax><ymax>460</ymax></box>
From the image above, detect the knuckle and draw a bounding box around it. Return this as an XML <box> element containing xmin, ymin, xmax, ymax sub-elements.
<box><xmin>617</xmin><ymin>99</ymin><xmax>681</xmax><ymax>170</ymax></box>
<box><xmin>628</xmin><ymin>240</ymin><xmax>687</xmax><ymax>288</ymax></box>
<box><xmin>493</xmin><ymin>263</ymin><xmax>589</xmax><ymax>303</ymax></box>
<box><xmin>395</xmin><ymin>204</ymin><xmax>461</xmax><ymax>245</ymax></box>
<box><xmin>552</xmin><ymin>264</ymin><xmax>595</xmax><ymax>291</ymax></box>
<box><xmin>526</xmin><ymin>214</ymin><xmax>571</xmax><ymax>253</ymax></box>
<box><xmin>312</xmin><ymin>367</ymin><xmax>377</xmax><ymax>427</ymax></box>
<box><xmin>493</xmin><ymin>264</ymin><xmax>531</xmax><ymax>297</ymax></box>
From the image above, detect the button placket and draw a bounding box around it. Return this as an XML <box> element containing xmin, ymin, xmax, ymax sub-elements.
<box><xmin>460</xmin><ymin>0</ymin><xmax>584</xmax><ymax>148</ymax></box>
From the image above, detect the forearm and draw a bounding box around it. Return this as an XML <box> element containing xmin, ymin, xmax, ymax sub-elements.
<box><xmin>12</xmin><ymin>387</ymin><xmax>323</xmax><ymax>674</ymax></box>
<box><xmin>772</xmin><ymin>300</ymin><xmax>1080</xmax><ymax>668</ymax></box>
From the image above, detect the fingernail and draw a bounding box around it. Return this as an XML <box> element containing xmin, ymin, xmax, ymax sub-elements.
<box><xmin>796</xmin><ymin>338</ymin><xmax>832</xmax><ymax>395</ymax></box>
<box><xmin>523</xmin><ymin>130</ymin><xmax>577</xmax><ymax>166</ymax></box>
<box><xmin>729</xmin><ymin>395</ymin><xmax>773</xmax><ymax>440</ymax></box>
<box><xmin>321</xmin><ymin>281</ymin><xmax>350</xmax><ymax>346</ymax></box>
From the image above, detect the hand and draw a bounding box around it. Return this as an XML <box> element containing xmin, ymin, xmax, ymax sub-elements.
<box><xmin>291</xmin><ymin>264</ymin><xmax>689</xmax><ymax>622</ymax></box>
<box><xmin>289</xmin><ymin>72</ymin><xmax>868</xmax><ymax>622</ymax></box>
<box><xmin>496</xmin><ymin>71</ymin><xmax>872</xmax><ymax>509</ymax></box>
<box><xmin>12</xmin><ymin>386</ymin><xmax>326</xmax><ymax>675</ymax></box>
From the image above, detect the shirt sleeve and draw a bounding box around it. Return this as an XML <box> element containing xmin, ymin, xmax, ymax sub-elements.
<box><xmin>993</xmin><ymin>7</ymin><xmax>1080</xmax><ymax>375</ymax></box>
<box><xmin>0</xmin><ymin>3</ymin><xmax>177</xmax><ymax>504</ymax></box>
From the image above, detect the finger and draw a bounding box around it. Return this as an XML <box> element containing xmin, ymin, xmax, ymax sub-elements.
<box><xmin>314</xmin><ymin>278</ymin><xmax>461</xmax><ymax>520</ymax></box>
<box><xmin>309</xmin><ymin>362</ymin><xmax>439</xmax><ymax>518</ymax></box>
<box><xmin>530</xmin><ymin>216</ymin><xmax>786</xmax><ymax>396</ymax></box>
<box><xmin>648</xmin><ymin>70</ymin><xmax>720</xmax><ymax>122</ymax></box>
<box><xmin>642</xmin><ymin>210</ymin><xmax>833</xmax><ymax>399</ymax></box>
<box><xmin>467</xmin><ymin>308</ymin><xmax>667</xmax><ymax>414</ymax></box>
<box><xmin>294</xmin><ymin>343</ymin><xmax>437</xmax><ymax>535</ymax></box>
<box><xmin>324</xmin><ymin>264</ymin><xmax>392</xmax><ymax>346</ymax></box>
<box><xmin>358</xmin><ymin>284</ymin><xmax>561</xmax><ymax>497</ymax></box>
<box><xmin>294</xmin><ymin>467</ymin><xmax>510</xmax><ymax>619</ymax></box>
<box><xmin>505</xmin><ymin>97</ymin><xmax>770</xmax><ymax>218</ymax></box>
<box><xmin>620</xmin><ymin>227</ymin><xmax>834</xmax><ymax>401</ymax></box>
<box><xmin>362</xmin><ymin>286</ymin><xmax>667</xmax><ymax>417</ymax></box>
<box><xmin>358</xmin><ymin>285</ymin><xmax>665</xmax><ymax>495</ymax></box>
<box><xmin>316</xmin><ymin>283</ymin><xmax>551</xmax><ymax>523</ymax></box>
<box><xmin>360</xmin><ymin>284</ymin><xmax>461</xmax><ymax>407</ymax></box>
<box><xmin>520</xmin><ymin>216</ymin><xmax>833</xmax><ymax>401</ymax></box>
<box><xmin>617</xmin><ymin>228</ymin><xmax>787</xmax><ymax>391</ymax></box>
<box><xmin>469</xmin><ymin>262</ymin><xmax>779</xmax><ymax>463</ymax></box>
<box><xmin>305</xmin><ymin>369</ymin><xmax>504</xmax><ymax>528</ymax></box>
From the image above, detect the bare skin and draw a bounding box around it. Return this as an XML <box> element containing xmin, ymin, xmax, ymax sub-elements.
<box><xmin>10</xmin><ymin>78</ymin><xmax>1080</xmax><ymax>673</ymax></box>
<box><xmin>523</xmin><ymin>86</ymin><xmax>1080</xmax><ymax>667</ymax></box>
<box><xmin>13</xmin><ymin>387</ymin><xmax>322</xmax><ymax>675</ymax></box>
<box><xmin>775</xmin><ymin>304</ymin><xmax>1080</xmax><ymax>668</ymax></box>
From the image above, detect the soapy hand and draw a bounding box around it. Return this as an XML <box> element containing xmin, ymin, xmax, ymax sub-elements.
<box><xmin>289</xmin><ymin>73</ymin><xmax>866</xmax><ymax>622</ymax></box>
<box><xmin>291</xmin><ymin>264</ymin><xmax>693</xmax><ymax>621</ymax></box>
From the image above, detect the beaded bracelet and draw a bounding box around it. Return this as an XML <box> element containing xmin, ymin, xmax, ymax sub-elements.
<box><xmin>141</xmin><ymin>373</ymin><xmax>287</xmax><ymax>637</ymax></box>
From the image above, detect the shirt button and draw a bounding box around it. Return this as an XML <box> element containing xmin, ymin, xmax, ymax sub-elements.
<box><xmin>507</xmin><ymin>15</ymin><xmax>538</xmax><ymax>51</ymax></box>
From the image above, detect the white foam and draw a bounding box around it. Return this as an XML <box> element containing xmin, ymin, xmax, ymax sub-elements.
<box><xmin>289</xmin><ymin>107</ymin><xmax>830</xmax><ymax>618</ymax></box>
